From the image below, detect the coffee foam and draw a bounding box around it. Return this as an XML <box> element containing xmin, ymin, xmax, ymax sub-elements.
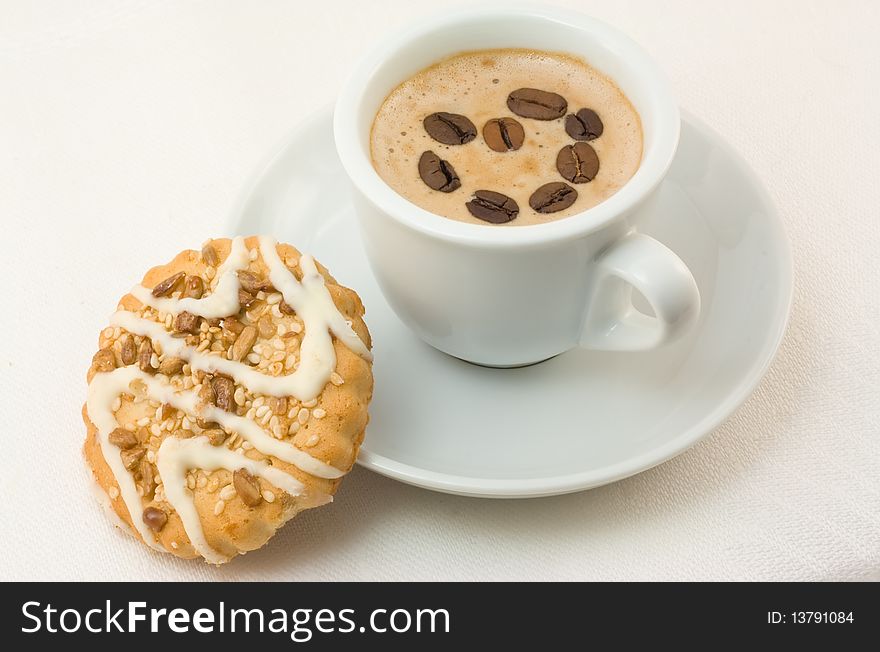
<box><xmin>370</xmin><ymin>49</ymin><xmax>643</xmax><ymax>226</ymax></box>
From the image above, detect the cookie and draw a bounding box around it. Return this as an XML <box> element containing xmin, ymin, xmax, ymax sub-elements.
<box><xmin>83</xmin><ymin>236</ymin><xmax>373</xmax><ymax>563</ymax></box>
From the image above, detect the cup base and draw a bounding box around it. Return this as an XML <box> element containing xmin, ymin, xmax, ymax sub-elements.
<box><xmin>453</xmin><ymin>353</ymin><xmax>560</xmax><ymax>370</ymax></box>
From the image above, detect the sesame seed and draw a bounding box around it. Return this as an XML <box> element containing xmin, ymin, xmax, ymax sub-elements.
<box><xmin>272</xmin><ymin>424</ymin><xmax>286</xmax><ymax>439</ymax></box>
<box><xmin>108</xmin><ymin>486</ymin><xmax>119</xmax><ymax>499</ymax></box>
<box><xmin>298</xmin><ymin>408</ymin><xmax>310</xmax><ymax>424</ymax></box>
<box><xmin>277</xmin><ymin>324</ymin><xmax>287</xmax><ymax>336</ymax></box>
<box><xmin>266</xmin><ymin>293</ymin><xmax>282</xmax><ymax>305</ymax></box>
<box><xmin>271</xmin><ymin>351</ymin><xmax>285</xmax><ymax>362</ymax></box>
<box><xmin>205</xmin><ymin>266</ymin><xmax>216</xmax><ymax>279</ymax></box>
<box><xmin>147</xmin><ymin>450</ymin><xmax>157</xmax><ymax>463</ymax></box>
<box><xmin>255</xmin><ymin>405</ymin><xmax>270</xmax><ymax>418</ymax></box>
<box><xmin>150</xmin><ymin>424</ymin><xmax>161</xmax><ymax>437</ymax></box>
<box><xmin>219</xmin><ymin>484</ymin><xmax>236</xmax><ymax>501</ymax></box>
<box><xmin>284</xmin><ymin>355</ymin><xmax>296</xmax><ymax>370</ymax></box>
<box><xmin>234</xmin><ymin>386</ymin><xmax>246</xmax><ymax>406</ymax></box>
<box><xmin>150</xmin><ymin>353</ymin><xmax>159</xmax><ymax>368</ymax></box>
<box><xmin>288</xmin><ymin>422</ymin><xmax>301</xmax><ymax>435</ymax></box>
<box><xmin>272</xmin><ymin>338</ymin><xmax>285</xmax><ymax>350</ymax></box>
<box><xmin>304</xmin><ymin>434</ymin><xmax>320</xmax><ymax>447</ymax></box>
<box><xmin>187</xmin><ymin>475</ymin><xmax>196</xmax><ymax>490</ymax></box>
<box><xmin>197</xmin><ymin>475</ymin><xmax>207</xmax><ymax>488</ymax></box>
<box><xmin>102</xmin><ymin>327</ymin><xmax>113</xmax><ymax>339</ymax></box>
<box><xmin>247</xmin><ymin>352</ymin><xmax>261</xmax><ymax>364</ymax></box>
<box><xmin>330</xmin><ymin>372</ymin><xmax>344</xmax><ymax>386</ymax></box>
<box><xmin>313</xmin><ymin>408</ymin><xmax>326</xmax><ymax>419</ymax></box>
<box><xmin>271</xmin><ymin>304</ymin><xmax>283</xmax><ymax>318</ymax></box>
<box><xmin>170</xmin><ymin>541</ymin><xmax>179</xmax><ymax>550</ymax></box>
<box><xmin>262</xmin><ymin>490</ymin><xmax>275</xmax><ymax>503</ymax></box>
<box><xmin>260</xmin><ymin>411</ymin><xmax>272</xmax><ymax>426</ymax></box>
<box><xmin>289</xmin><ymin>322</ymin><xmax>303</xmax><ymax>334</ymax></box>
<box><xmin>111</xmin><ymin>397</ymin><xmax>122</xmax><ymax>412</ymax></box>
<box><xmin>214</xmin><ymin>500</ymin><xmax>225</xmax><ymax>515</ymax></box>
<box><xmin>164</xmin><ymin>314</ymin><xmax>173</xmax><ymax>329</ymax></box>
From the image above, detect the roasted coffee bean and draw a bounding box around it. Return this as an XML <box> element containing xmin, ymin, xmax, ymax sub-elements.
<box><xmin>506</xmin><ymin>88</ymin><xmax>567</xmax><ymax>120</ymax></box>
<box><xmin>142</xmin><ymin>507</ymin><xmax>167</xmax><ymax>532</ymax></box>
<box><xmin>529</xmin><ymin>182</ymin><xmax>578</xmax><ymax>214</ymax></box>
<box><xmin>465</xmin><ymin>190</ymin><xmax>519</xmax><ymax>224</ymax></box>
<box><xmin>483</xmin><ymin>117</ymin><xmax>525</xmax><ymax>152</ymax></box>
<box><xmin>418</xmin><ymin>151</ymin><xmax>461</xmax><ymax>192</ymax></box>
<box><xmin>556</xmin><ymin>142</ymin><xmax>600</xmax><ymax>184</ymax></box>
<box><xmin>564</xmin><ymin>108</ymin><xmax>604</xmax><ymax>141</ymax></box>
<box><xmin>151</xmin><ymin>272</ymin><xmax>185</xmax><ymax>297</ymax></box>
<box><xmin>423</xmin><ymin>112</ymin><xmax>477</xmax><ymax>145</ymax></box>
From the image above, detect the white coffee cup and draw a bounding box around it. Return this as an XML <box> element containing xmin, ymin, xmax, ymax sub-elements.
<box><xmin>334</xmin><ymin>4</ymin><xmax>700</xmax><ymax>367</ymax></box>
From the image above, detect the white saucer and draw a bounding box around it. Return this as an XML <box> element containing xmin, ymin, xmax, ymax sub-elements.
<box><xmin>227</xmin><ymin>108</ymin><xmax>792</xmax><ymax>498</ymax></box>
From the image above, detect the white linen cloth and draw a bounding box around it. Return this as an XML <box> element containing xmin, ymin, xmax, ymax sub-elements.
<box><xmin>0</xmin><ymin>0</ymin><xmax>877</xmax><ymax>581</ymax></box>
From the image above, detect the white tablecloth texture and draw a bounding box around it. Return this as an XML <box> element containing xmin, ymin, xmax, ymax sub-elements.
<box><xmin>1</xmin><ymin>0</ymin><xmax>877</xmax><ymax>581</ymax></box>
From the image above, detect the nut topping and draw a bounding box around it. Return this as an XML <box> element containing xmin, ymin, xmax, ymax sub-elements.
<box><xmin>201</xmin><ymin>243</ymin><xmax>220</xmax><ymax>267</ymax></box>
<box><xmin>174</xmin><ymin>311</ymin><xmax>200</xmax><ymax>334</ymax></box>
<box><xmin>183</xmin><ymin>275</ymin><xmax>204</xmax><ymax>299</ymax></box>
<box><xmin>237</xmin><ymin>270</ymin><xmax>272</xmax><ymax>294</ymax></box>
<box><xmin>151</xmin><ymin>272</ymin><xmax>185</xmax><ymax>297</ymax></box>
<box><xmin>108</xmin><ymin>428</ymin><xmax>138</xmax><ymax>449</ymax></box>
<box><xmin>257</xmin><ymin>315</ymin><xmax>276</xmax><ymax>339</ymax></box>
<box><xmin>91</xmin><ymin>349</ymin><xmax>116</xmax><ymax>373</ymax></box>
<box><xmin>279</xmin><ymin>301</ymin><xmax>295</xmax><ymax>316</ymax></box>
<box><xmin>137</xmin><ymin>339</ymin><xmax>155</xmax><ymax>373</ymax></box>
<box><xmin>268</xmin><ymin>396</ymin><xmax>288</xmax><ymax>416</ymax></box>
<box><xmin>157</xmin><ymin>357</ymin><xmax>185</xmax><ymax>376</ymax></box>
<box><xmin>231</xmin><ymin>326</ymin><xmax>258</xmax><ymax>362</ymax></box>
<box><xmin>120</xmin><ymin>334</ymin><xmax>136</xmax><ymax>366</ymax></box>
<box><xmin>211</xmin><ymin>375</ymin><xmax>235</xmax><ymax>412</ymax></box>
<box><xmin>203</xmin><ymin>428</ymin><xmax>227</xmax><ymax>446</ymax></box>
<box><xmin>120</xmin><ymin>447</ymin><xmax>145</xmax><ymax>471</ymax></box>
<box><xmin>142</xmin><ymin>507</ymin><xmax>167</xmax><ymax>532</ymax></box>
<box><xmin>233</xmin><ymin>468</ymin><xmax>263</xmax><ymax>507</ymax></box>
<box><xmin>139</xmin><ymin>458</ymin><xmax>156</xmax><ymax>498</ymax></box>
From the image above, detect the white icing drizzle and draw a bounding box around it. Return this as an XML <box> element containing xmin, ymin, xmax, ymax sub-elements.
<box><xmin>258</xmin><ymin>236</ymin><xmax>372</xmax><ymax>361</ymax></box>
<box><xmin>87</xmin><ymin>367</ymin><xmax>168</xmax><ymax>552</ymax></box>
<box><xmin>130</xmin><ymin>236</ymin><xmax>250</xmax><ymax>318</ymax></box>
<box><xmin>88</xmin><ymin>237</ymin><xmax>372</xmax><ymax>561</ymax></box>
<box><xmin>87</xmin><ymin>366</ymin><xmax>340</xmax><ymax>561</ymax></box>
<box><xmin>158</xmin><ymin>436</ymin><xmax>305</xmax><ymax>564</ymax></box>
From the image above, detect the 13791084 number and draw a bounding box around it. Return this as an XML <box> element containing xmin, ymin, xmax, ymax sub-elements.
<box><xmin>790</xmin><ymin>612</ymin><xmax>854</xmax><ymax>624</ymax></box>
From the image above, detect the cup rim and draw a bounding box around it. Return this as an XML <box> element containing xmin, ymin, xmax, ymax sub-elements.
<box><xmin>333</xmin><ymin>3</ymin><xmax>680</xmax><ymax>248</ymax></box>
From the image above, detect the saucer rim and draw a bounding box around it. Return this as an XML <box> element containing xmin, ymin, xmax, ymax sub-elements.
<box><xmin>226</xmin><ymin>107</ymin><xmax>793</xmax><ymax>499</ymax></box>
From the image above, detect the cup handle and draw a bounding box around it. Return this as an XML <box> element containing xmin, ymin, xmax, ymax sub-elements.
<box><xmin>580</xmin><ymin>233</ymin><xmax>700</xmax><ymax>351</ymax></box>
